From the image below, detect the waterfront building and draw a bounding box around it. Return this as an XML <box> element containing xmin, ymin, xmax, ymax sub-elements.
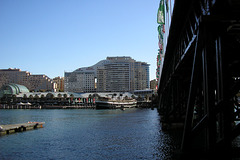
<box><xmin>0</xmin><ymin>68</ymin><xmax>56</xmax><ymax>92</ymax></box>
<box><xmin>150</xmin><ymin>79</ymin><xmax>157</xmax><ymax>90</ymax></box>
<box><xmin>0</xmin><ymin>83</ymin><xmax>30</xmax><ymax>98</ymax></box>
<box><xmin>99</xmin><ymin>57</ymin><xmax>150</xmax><ymax>92</ymax></box>
<box><xmin>0</xmin><ymin>83</ymin><xmax>84</xmax><ymax>106</ymax></box>
<box><xmin>64</xmin><ymin>56</ymin><xmax>150</xmax><ymax>93</ymax></box>
<box><xmin>64</xmin><ymin>59</ymin><xmax>112</xmax><ymax>93</ymax></box>
<box><xmin>0</xmin><ymin>84</ymin><xmax>135</xmax><ymax>107</ymax></box>
<box><xmin>65</xmin><ymin>67</ymin><xmax>97</xmax><ymax>93</ymax></box>
<box><xmin>53</xmin><ymin>76</ymin><xmax>64</xmax><ymax>92</ymax></box>
<box><xmin>150</xmin><ymin>79</ymin><xmax>158</xmax><ymax>95</ymax></box>
<box><xmin>133</xmin><ymin>89</ymin><xmax>153</xmax><ymax>101</ymax></box>
<box><xmin>28</xmin><ymin>75</ymin><xmax>56</xmax><ymax>92</ymax></box>
<box><xmin>133</xmin><ymin>61</ymin><xmax>150</xmax><ymax>91</ymax></box>
<box><xmin>0</xmin><ymin>68</ymin><xmax>30</xmax><ymax>89</ymax></box>
<box><xmin>103</xmin><ymin>57</ymin><xmax>134</xmax><ymax>92</ymax></box>
<box><xmin>96</xmin><ymin>66</ymin><xmax>107</xmax><ymax>92</ymax></box>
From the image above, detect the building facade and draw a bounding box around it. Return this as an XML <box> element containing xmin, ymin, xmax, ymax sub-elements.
<box><xmin>150</xmin><ymin>79</ymin><xmax>157</xmax><ymax>90</ymax></box>
<box><xmin>0</xmin><ymin>68</ymin><xmax>56</xmax><ymax>92</ymax></box>
<box><xmin>53</xmin><ymin>77</ymin><xmax>64</xmax><ymax>92</ymax></box>
<box><xmin>0</xmin><ymin>83</ymin><xmax>94</xmax><ymax>106</ymax></box>
<box><xmin>104</xmin><ymin>57</ymin><xmax>132</xmax><ymax>92</ymax></box>
<box><xmin>64</xmin><ymin>56</ymin><xmax>150</xmax><ymax>93</ymax></box>
<box><xmin>65</xmin><ymin>68</ymin><xmax>96</xmax><ymax>93</ymax></box>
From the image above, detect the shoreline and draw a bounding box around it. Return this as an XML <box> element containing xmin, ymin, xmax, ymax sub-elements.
<box><xmin>0</xmin><ymin>104</ymin><xmax>96</xmax><ymax>109</ymax></box>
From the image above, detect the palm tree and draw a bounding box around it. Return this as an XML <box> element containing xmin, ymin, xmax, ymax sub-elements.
<box><xmin>12</xmin><ymin>95</ymin><xmax>17</xmax><ymax>104</ymax></box>
<box><xmin>120</xmin><ymin>93</ymin><xmax>123</xmax><ymax>100</ymax></box>
<box><xmin>46</xmin><ymin>93</ymin><xmax>54</xmax><ymax>99</ymax></box>
<box><xmin>23</xmin><ymin>94</ymin><xmax>27</xmax><ymax>99</ymax></box>
<box><xmin>29</xmin><ymin>95</ymin><xmax>33</xmax><ymax>99</ymax></box>
<box><xmin>34</xmin><ymin>94</ymin><xmax>40</xmax><ymax>104</ymax></box>
<box><xmin>34</xmin><ymin>94</ymin><xmax>39</xmax><ymax>99</ymax></box>
<box><xmin>131</xmin><ymin>95</ymin><xmax>136</xmax><ymax>99</ymax></box>
<box><xmin>46</xmin><ymin>93</ymin><xmax>54</xmax><ymax>104</ymax></box>
<box><xmin>58</xmin><ymin>93</ymin><xmax>62</xmax><ymax>98</ymax></box>
<box><xmin>63</xmin><ymin>94</ymin><xmax>68</xmax><ymax>105</ymax></box>
<box><xmin>40</xmin><ymin>94</ymin><xmax>45</xmax><ymax>105</ymax></box>
<box><xmin>88</xmin><ymin>94</ymin><xmax>92</xmax><ymax>103</ymax></box>
<box><xmin>29</xmin><ymin>95</ymin><xmax>33</xmax><ymax>103</ymax></box>
<box><xmin>23</xmin><ymin>94</ymin><xmax>27</xmax><ymax>102</ymax></box>
<box><xmin>70</xmin><ymin>94</ymin><xmax>74</xmax><ymax>105</ymax></box>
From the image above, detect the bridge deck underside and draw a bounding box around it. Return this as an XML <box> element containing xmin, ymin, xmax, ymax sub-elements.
<box><xmin>158</xmin><ymin>0</ymin><xmax>240</xmax><ymax>157</ymax></box>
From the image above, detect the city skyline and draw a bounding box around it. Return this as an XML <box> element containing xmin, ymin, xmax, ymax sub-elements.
<box><xmin>0</xmin><ymin>0</ymin><xmax>159</xmax><ymax>80</ymax></box>
<box><xmin>65</xmin><ymin>56</ymin><xmax>150</xmax><ymax>93</ymax></box>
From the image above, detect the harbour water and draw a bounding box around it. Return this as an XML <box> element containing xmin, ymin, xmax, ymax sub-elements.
<box><xmin>0</xmin><ymin>109</ymin><xmax>177</xmax><ymax>160</ymax></box>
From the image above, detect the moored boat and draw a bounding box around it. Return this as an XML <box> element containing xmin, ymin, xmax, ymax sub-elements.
<box><xmin>95</xmin><ymin>99</ymin><xmax>137</xmax><ymax>109</ymax></box>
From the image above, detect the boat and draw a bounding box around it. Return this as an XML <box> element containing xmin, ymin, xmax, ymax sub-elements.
<box><xmin>95</xmin><ymin>97</ymin><xmax>137</xmax><ymax>109</ymax></box>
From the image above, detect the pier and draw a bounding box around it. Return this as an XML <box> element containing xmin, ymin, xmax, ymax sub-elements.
<box><xmin>0</xmin><ymin>104</ymin><xmax>96</xmax><ymax>109</ymax></box>
<box><xmin>157</xmin><ymin>0</ymin><xmax>240</xmax><ymax>158</ymax></box>
<box><xmin>0</xmin><ymin>122</ymin><xmax>45</xmax><ymax>135</ymax></box>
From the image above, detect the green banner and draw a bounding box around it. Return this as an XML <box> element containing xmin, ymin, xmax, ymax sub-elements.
<box><xmin>157</xmin><ymin>0</ymin><xmax>165</xmax><ymax>24</ymax></box>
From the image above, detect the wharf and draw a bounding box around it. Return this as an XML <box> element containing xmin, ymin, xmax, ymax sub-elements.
<box><xmin>0</xmin><ymin>122</ymin><xmax>45</xmax><ymax>135</ymax></box>
<box><xmin>0</xmin><ymin>104</ymin><xmax>96</xmax><ymax>109</ymax></box>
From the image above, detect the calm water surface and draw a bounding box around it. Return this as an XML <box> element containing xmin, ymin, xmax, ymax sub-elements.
<box><xmin>0</xmin><ymin>109</ymin><xmax>176</xmax><ymax>160</ymax></box>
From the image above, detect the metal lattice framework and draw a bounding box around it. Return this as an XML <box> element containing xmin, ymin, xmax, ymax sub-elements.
<box><xmin>158</xmin><ymin>0</ymin><xmax>240</xmax><ymax>157</ymax></box>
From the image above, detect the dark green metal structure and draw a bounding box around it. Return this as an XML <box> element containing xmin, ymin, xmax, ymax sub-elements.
<box><xmin>158</xmin><ymin>0</ymin><xmax>240</xmax><ymax>158</ymax></box>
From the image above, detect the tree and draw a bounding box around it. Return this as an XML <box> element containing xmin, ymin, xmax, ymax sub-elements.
<box><xmin>145</xmin><ymin>95</ymin><xmax>149</xmax><ymax>101</ymax></box>
<box><xmin>137</xmin><ymin>95</ymin><xmax>142</xmax><ymax>101</ymax></box>
<box><xmin>41</xmin><ymin>94</ymin><xmax>45</xmax><ymax>99</ymax></box>
<box><xmin>58</xmin><ymin>93</ymin><xmax>62</xmax><ymax>98</ymax></box>
<box><xmin>46</xmin><ymin>93</ymin><xmax>54</xmax><ymax>99</ymax></box>
<box><xmin>23</xmin><ymin>94</ymin><xmax>27</xmax><ymax>99</ymax></box>
<box><xmin>88</xmin><ymin>94</ymin><xmax>92</xmax><ymax>99</ymax></box>
<box><xmin>34</xmin><ymin>94</ymin><xmax>39</xmax><ymax>99</ymax></box>
<box><xmin>120</xmin><ymin>93</ymin><xmax>123</xmax><ymax>100</ymax></box>
<box><xmin>131</xmin><ymin>95</ymin><xmax>136</xmax><ymax>99</ymax></box>
<box><xmin>12</xmin><ymin>95</ymin><xmax>17</xmax><ymax>104</ymax></box>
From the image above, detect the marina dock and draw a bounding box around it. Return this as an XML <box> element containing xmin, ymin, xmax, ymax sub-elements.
<box><xmin>0</xmin><ymin>122</ymin><xmax>45</xmax><ymax>135</ymax></box>
<box><xmin>0</xmin><ymin>104</ymin><xmax>96</xmax><ymax>109</ymax></box>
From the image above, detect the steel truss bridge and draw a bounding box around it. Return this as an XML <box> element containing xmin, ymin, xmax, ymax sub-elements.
<box><xmin>158</xmin><ymin>0</ymin><xmax>240</xmax><ymax>158</ymax></box>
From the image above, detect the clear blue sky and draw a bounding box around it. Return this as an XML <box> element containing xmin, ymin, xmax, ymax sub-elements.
<box><xmin>0</xmin><ymin>0</ymin><xmax>159</xmax><ymax>80</ymax></box>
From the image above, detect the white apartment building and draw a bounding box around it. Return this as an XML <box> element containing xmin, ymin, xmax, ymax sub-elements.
<box><xmin>64</xmin><ymin>68</ymin><xmax>96</xmax><ymax>93</ymax></box>
<box><xmin>64</xmin><ymin>56</ymin><xmax>150</xmax><ymax>93</ymax></box>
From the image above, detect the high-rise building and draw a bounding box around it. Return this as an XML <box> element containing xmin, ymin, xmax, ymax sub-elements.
<box><xmin>64</xmin><ymin>56</ymin><xmax>150</xmax><ymax>93</ymax></box>
<box><xmin>64</xmin><ymin>67</ymin><xmax>97</xmax><ymax>93</ymax></box>
<box><xmin>0</xmin><ymin>68</ymin><xmax>56</xmax><ymax>92</ymax></box>
<box><xmin>96</xmin><ymin>66</ymin><xmax>107</xmax><ymax>92</ymax></box>
<box><xmin>53</xmin><ymin>76</ymin><xmax>64</xmax><ymax>92</ymax></box>
<box><xmin>150</xmin><ymin>79</ymin><xmax>157</xmax><ymax>90</ymax></box>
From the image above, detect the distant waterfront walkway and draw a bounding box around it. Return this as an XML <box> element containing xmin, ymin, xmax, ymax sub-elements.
<box><xmin>0</xmin><ymin>104</ymin><xmax>96</xmax><ymax>109</ymax></box>
<box><xmin>0</xmin><ymin>101</ymin><xmax>153</xmax><ymax>109</ymax></box>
